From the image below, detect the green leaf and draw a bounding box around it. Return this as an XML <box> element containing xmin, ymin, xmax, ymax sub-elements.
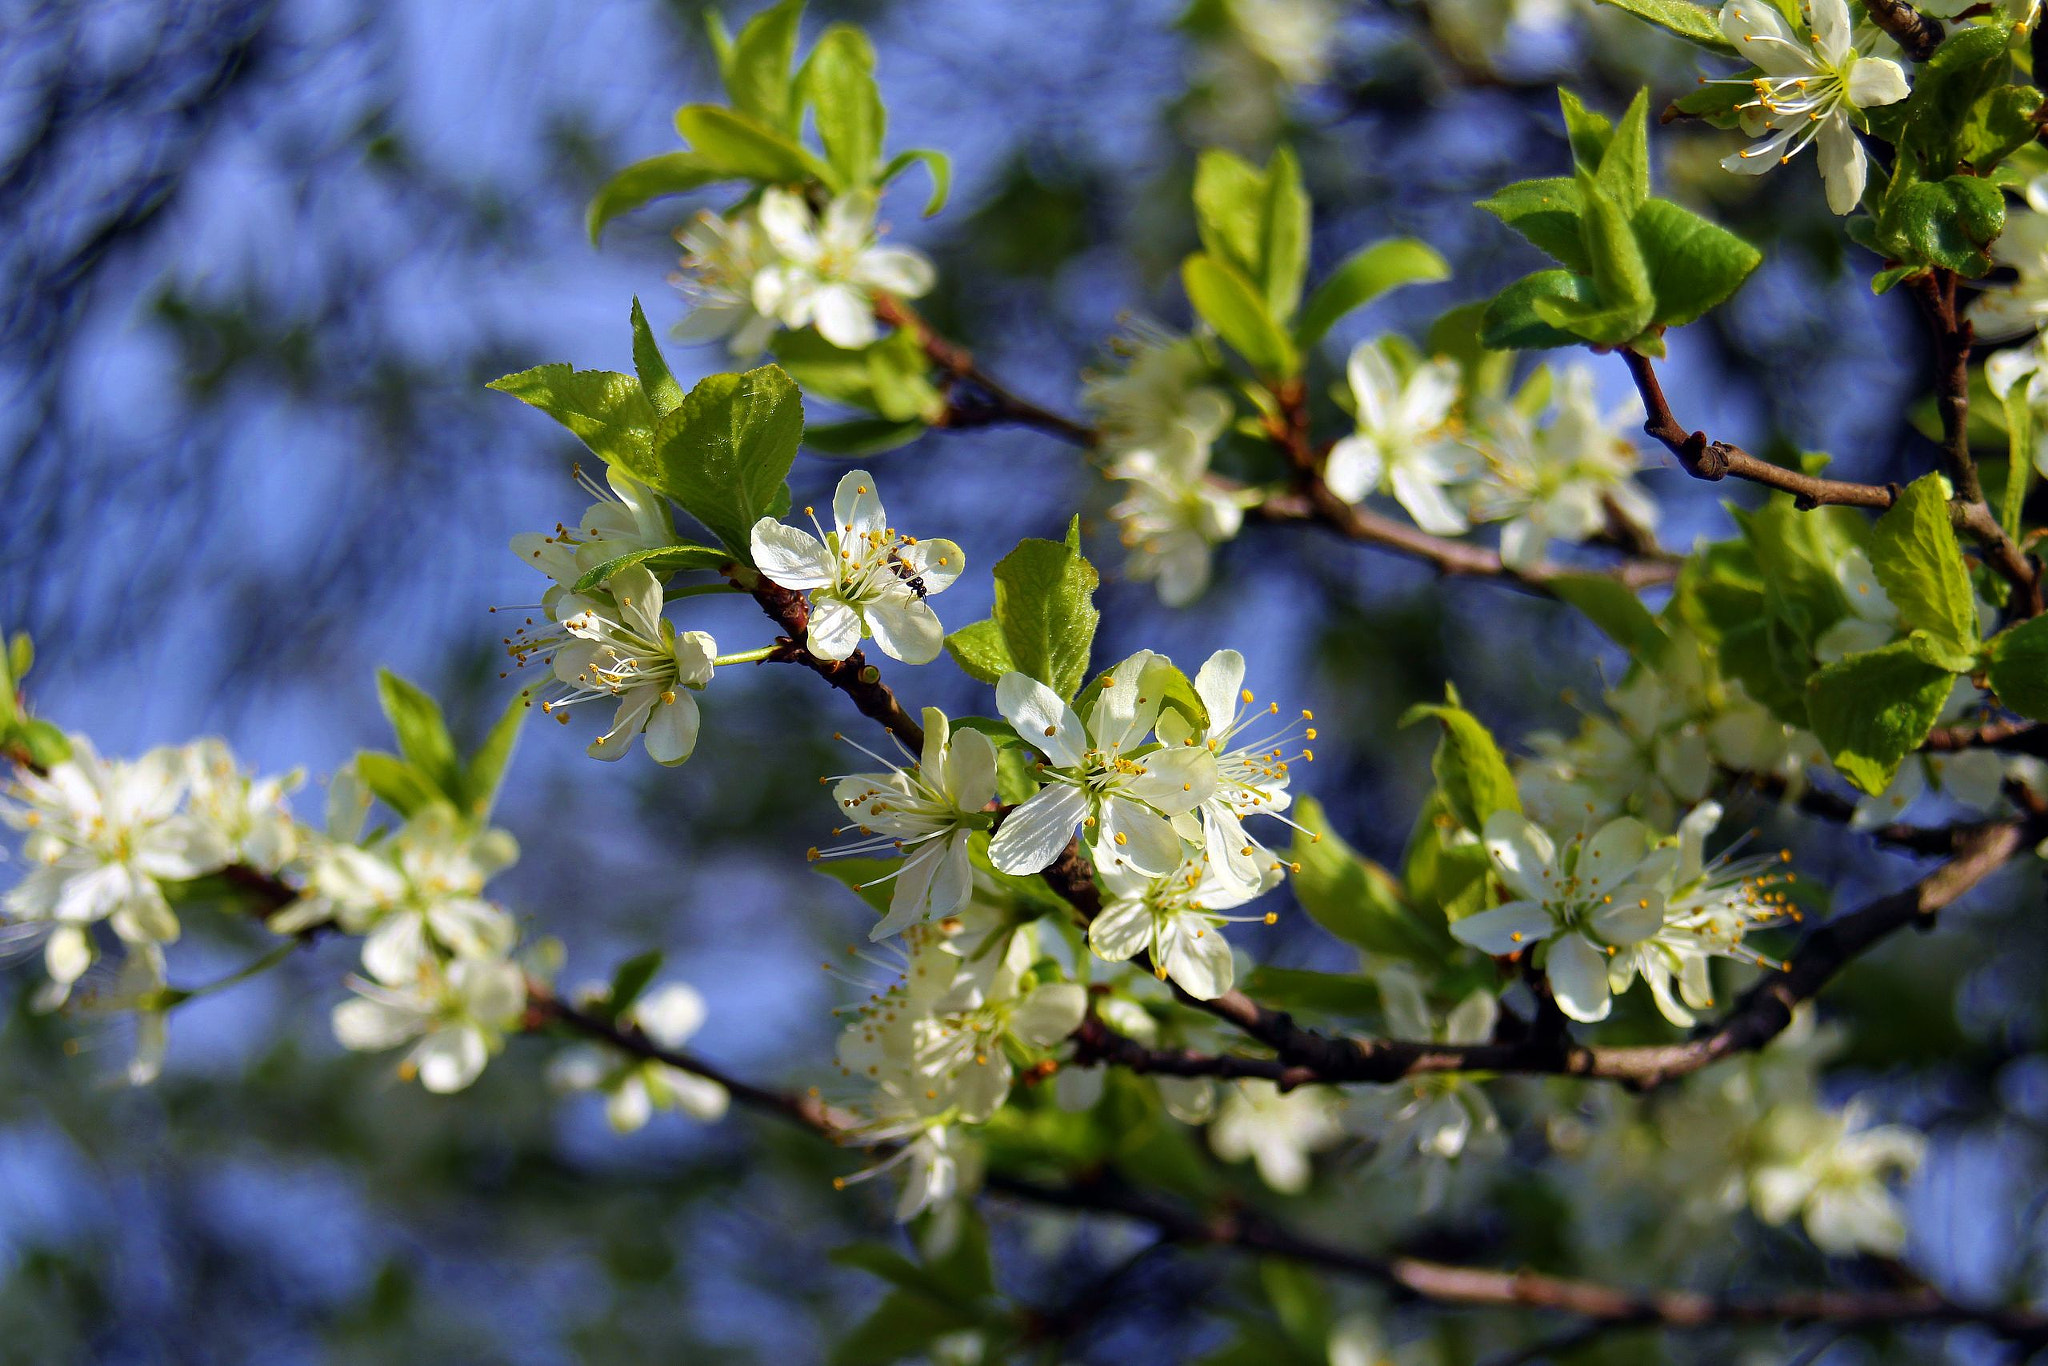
<box><xmin>1480</xmin><ymin>270</ymin><xmax>1600</xmax><ymax>350</ymax></box>
<box><xmin>353</xmin><ymin>750</ymin><xmax>442</xmax><ymax>819</ymax></box>
<box><xmin>1289</xmin><ymin>795</ymin><xmax>1452</xmax><ymax>963</ymax></box>
<box><xmin>1183</xmin><ymin>252</ymin><xmax>1298</xmax><ymax>377</ymax></box>
<box><xmin>1236</xmin><ymin>966</ymin><xmax>1382</xmax><ymax>1023</ymax></box>
<box><xmin>801</xmin><ymin>25</ymin><xmax>884</xmax><ymax>188</ymax></box>
<box><xmin>1549</xmin><ymin>573</ymin><xmax>1671</xmax><ymax>663</ymax></box>
<box><xmin>607</xmin><ymin>951</ymin><xmax>664</xmax><ymax>1017</ymax></box>
<box><xmin>1869</xmin><ymin>472</ymin><xmax>1977</xmax><ymax>659</ymax></box>
<box><xmin>1189</xmin><ymin>145</ymin><xmax>1313</xmax><ymax>322</ymax></box>
<box><xmin>1590</xmin><ymin>0</ymin><xmax>1738</xmax><ymax>54</ymax></box>
<box><xmin>486</xmin><ymin>365</ymin><xmax>656</xmax><ymax>467</ymax></box>
<box><xmin>376</xmin><ymin>670</ymin><xmax>462</xmax><ymax>803</ymax></box>
<box><xmin>1633</xmin><ymin>197</ymin><xmax>1762</xmax><ymax>327</ymax></box>
<box><xmin>462</xmin><ymin>687</ymin><xmax>529</xmax><ymax>821</ymax></box>
<box><xmin>1986</xmin><ymin>615</ymin><xmax>2048</xmax><ymax>719</ymax></box>
<box><xmin>878</xmin><ymin>148</ymin><xmax>950</xmax><ymax>216</ymax></box>
<box><xmin>14</xmin><ymin>719</ymin><xmax>70</xmax><ymax>770</ymax></box>
<box><xmin>1896</xmin><ymin>175</ymin><xmax>2006</xmax><ymax>276</ymax></box>
<box><xmin>723</xmin><ymin>0</ymin><xmax>803</xmax><ymax>134</ymax></box>
<box><xmin>1476</xmin><ymin>177</ymin><xmax>1589</xmax><ymax>274</ymax></box>
<box><xmin>801</xmin><ymin>417</ymin><xmax>927</xmax><ymax>456</ymax></box>
<box><xmin>630</xmin><ymin>297</ymin><xmax>685</xmax><ymax>415</ymax></box>
<box><xmin>991</xmin><ymin>523</ymin><xmax>1099</xmax><ymax>698</ymax></box>
<box><xmin>569</xmin><ymin>543</ymin><xmax>733</xmax><ymax>594</ymax></box>
<box><xmin>1557</xmin><ymin>88</ymin><xmax>1615</xmax><ymax>171</ymax></box>
<box><xmin>1400</xmin><ymin>687</ymin><xmax>1522</xmax><ymax>834</ymax></box>
<box><xmin>2004</xmin><ymin>384</ymin><xmax>2034</xmax><ymax>543</ymax></box>
<box><xmin>1593</xmin><ymin>89</ymin><xmax>1651</xmax><ymax>217</ymax></box>
<box><xmin>1533</xmin><ymin>170</ymin><xmax>1653</xmax><ymax>346</ymax></box>
<box><xmin>1961</xmin><ymin>84</ymin><xmax>2044</xmax><ymax>173</ymax></box>
<box><xmin>673</xmin><ymin>104</ymin><xmax>836</xmax><ymax>187</ymax></box>
<box><xmin>942</xmin><ymin>618</ymin><xmax>1016</xmax><ymax>685</ymax></box>
<box><xmin>5</xmin><ymin>632</ymin><xmax>29</xmax><ymax>686</ymax></box>
<box><xmin>1901</xmin><ymin>20</ymin><xmax>2016</xmax><ymax>174</ymax></box>
<box><xmin>587</xmin><ymin>152</ymin><xmax>728</xmax><ymax>244</ymax></box>
<box><xmin>1260</xmin><ymin>146</ymin><xmax>1312</xmax><ymax>317</ymax></box>
<box><xmin>830</xmin><ymin>1290</ymin><xmax>982</xmax><ymax>1366</ymax></box>
<box><xmin>770</xmin><ymin>328</ymin><xmax>944</xmax><ymax>422</ymax></box>
<box><xmin>634</xmin><ymin>365</ymin><xmax>803</xmax><ymax>558</ymax></box>
<box><xmin>1295</xmin><ymin>238</ymin><xmax>1450</xmax><ymax>347</ymax></box>
<box><xmin>1804</xmin><ymin>641</ymin><xmax>1954</xmax><ymax>793</ymax></box>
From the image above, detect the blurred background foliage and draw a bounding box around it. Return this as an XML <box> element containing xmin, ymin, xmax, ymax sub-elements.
<box><xmin>2</xmin><ymin>0</ymin><xmax>2044</xmax><ymax>1361</ymax></box>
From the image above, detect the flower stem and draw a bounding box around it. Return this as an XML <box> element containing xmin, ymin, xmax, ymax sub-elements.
<box><xmin>712</xmin><ymin>646</ymin><xmax>778</xmax><ymax>667</ymax></box>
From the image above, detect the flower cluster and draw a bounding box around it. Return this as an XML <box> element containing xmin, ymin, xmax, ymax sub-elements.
<box><xmin>673</xmin><ymin>189</ymin><xmax>935</xmax><ymax>354</ymax></box>
<box><xmin>1451</xmin><ymin>803</ymin><xmax>1799</xmax><ymax>1025</ymax></box>
<box><xmin>1</xmin><ymin>738</ymin><xmax>290</xmax><ymax>1016</ymax></box>
<box><xmin>1333</xmin><ymin>353</ymin><xmax>1658</xmax><ymax>569</ymax></box>
<box><xmin>1087</xmin><ymin>328</ymin><xmax>1254</xmax><ymax>607</ymax></box>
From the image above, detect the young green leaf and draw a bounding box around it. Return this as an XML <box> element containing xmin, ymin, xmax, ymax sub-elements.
<box><xmin>606</xmin><ymin>950</ymin><xmax>665</xmax><ymax>1018</ymax></box>
<box><xmin>1400</xmin><ymin>688</ymin><xmax>1522</xmax><ymax>834</ymax></box>
<box><xmin>2004</xmin><ymin>386</ymin><xmax>2034</xmax><ymax>543</ymax></box>
<box><xmin>1295</xmin><ymin>239</ymin><xmax>1450</xmax><ymax>347</ymax></box>
<box><xmin>1476</xmin><ymin>177</ymin><xmax>1589</xmax><ymax>274</ymax></box>
<box><xmin>1548</xmin><ymin>573</ymin><xmax>1671</xmax><ymax>664</ymax></box>
<box><xmin>1480</xmin><ymin>270</ymin><xmax>1601</xmax><ymax>350</ymax></box>
<box><xmin>630</xmin><ymin>297</ymin><xmax>685</xmax><ymax>415</ymax></box>
<box><xmin>568</xmin><ymin>544</ymin><xmax>733</xmax><ymax>595</ymax></box>
<box><xmin>638</xmin><ymin>365</ymin><xmax>804</xmax><ymax>558</ymax></box>
<box><xmin>463</xmin><ymin>687</ymin><xmax>531</xmax><ymax>821</ymax></box>
<box><xmin>673</xmin><ymin>104</ymin><xmax>837</xmax><ymax>188</ymax></box>
<box><xmin>1634</xmin><ymin>198</ymin><xmax>1762</xmax><ymax>327</ymax></box>
<box><xmin>1594</xmin><ymin>89</ymin><xmax>1652</xmax><ymax>217</ymax></box>
<box><xmin>1869</xmin><ymin>472</ymin><xmax>1977</xmax><ymax>660</ymax></box>
<box><xmin>1557</xmin><ymin>88</ymin><xmax>1615</xmax><ymax>170</ymax></box>
<box><xmin>723</xmin><ymin>0</ymin><xmax>803</xmax><ymax>133</ymax></box>
<box><xmin>991</xmin><ymin>526</ymin><xmax>1099</xmax><ymax>699</ymax></box>
<box><xmin>587</xmin><ymin>152</ymin><xmax>728</xmax><ymax>244</ymax></box>
<box><xmin>353</xmin><ymin>750</ymin><xmax>443</xmax><ymax>820</ymax></box>
<box><xmin>1987</xmin><ymin>615</ymin><xmax>2048</xmax><ymax>719</ymax></box>
<box><xmin>375</xmin><ymin>670</ymin><xmax>463</xmax><ymax>803</ymax></box>
<box><xmin>942</xmin><ymin>618</ymin><xmax>1016</xmax><ymax>685</ymax></box>
<box><xmin>878</xmin><ymin>148</ymin><xmax>951</xmax><ymax>216</ymax></box>
<box><xmin>1895</xmin><ymin>175</ymin><xmax>2006</xmax><ymax>276</ymax></box>
<box><xmin>800</xmin><ymin>416</ymin><xmax>928</xmax><ymax>457</ymax></box>
<box><xmin>486</xmin><ymin>365</ymin><xmax>657</xmax><ymax>467</ymax></box>
<box><xmin>1289</xmin><ymin>795</ymin><xmax>1453</xmax><ymax>963</ymax></box>
<box><xmin>800</xmin><ymin>25</ymin><xmax>885</xmax><ymax>188</ymax></box>
<box><xmin>1804</xmin><ymin>641</ymin><xmax>1953</xmax><ymax>794</ymax></box>
<box><xmin>1590</xmin><ymin>0</ymin><xmax>1739</xmax><ymax>55</ymax></box>
<box><xmin>1183</xmin><ymin>252</ymin><xmax>1299</xmax><ymax>377</ymax></box>
<box><xmin>1533</xmin><ymin>171</ymin><xmax>1654</xmax><ymax>345</ymax></box>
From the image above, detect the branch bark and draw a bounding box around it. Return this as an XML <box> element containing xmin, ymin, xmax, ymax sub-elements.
<box><xmin>1619</xmin><ymin>347</ymin><xmax>2042</xmax><ymax>617</ymax></box>
<box><xmin>1861</xmin><ymin>0</ymin><xmax>1944</xmax><ymax>61</ymax></box>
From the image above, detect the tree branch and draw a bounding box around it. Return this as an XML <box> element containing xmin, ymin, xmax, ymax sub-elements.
<box><xmin>874</xmin><ymin>296</ymin><xmax>1099</xmax><ymax>449</ymax></box>
<box><xmin>741</xmin><ymin>574</ymin><xmax>928</xmax><ymax>752</ymax></box>
<box><xmin>524</xmin><ymin>955</ymin><xmax>2048</xmax><ymax>1345</ymax></box>
<box><xmin>1619</xmin><ymin>347</ymin><xmax>2042</xmax><ymax>616</ymax></box>
<box><xmin>1861</xmin><ymin>0</ymin><xmax>1944</xmax><ymax>61</ymax></box>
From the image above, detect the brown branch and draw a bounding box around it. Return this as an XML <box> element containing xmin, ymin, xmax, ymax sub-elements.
<box><xmin>1619</xmin><ymin>347</ymin><xmax>2042</xmax><ymax>617</ymax></box>
<box><xmin>985</xmin><ymin>1169</ymin><xmax>2048</xmax><ymax>1341</ymax></box>
<box><xmin>1862</xmin><ymin>0</ymin><xmax>1944</xmax><ymax>61</ymax></box>
<box><xmin>1908</xmin><ymin>271</ymin><xmax>1984</xmax><ymax>504</ymax></box>
<box><xmin>526</xmin><ymin>961</ymin><xmax>2048</xmax><ymax>1344</ymax></box>
<box><xmin>875</xmin><ymin>295</ymin><xmax>1099</xmax><ymax>449</ymax></box>
<box><xmin>741</xmin><ymin>575</ymin><xmax>927</xmax><ymax>752</ymax></box>
<box><xmin>1924</xmin><ymin>716</ymin><xmax>2048</xmax><ymax>755</ymax></box>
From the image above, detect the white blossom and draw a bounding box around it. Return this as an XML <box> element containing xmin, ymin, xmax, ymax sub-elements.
<box><xmin>751</xmin><ymin>189</ymin><xmax>935</xmax><ymax>350</ymax></box>
<box><xmin>1749</xmin><ymin>1102</ymin><xmax>1924</xmax><ymax>1256</ymax></box>
<box><xmin>550</xmin><ymin>981</ymin><xmax>729</xmax><ymax>1132</ymax></box>
<box><xmin>182</xmin><ymin>739</ymin><xmax>303</xmax><ymax>874</ymax></box>
<box><xmin>751</xmin><ymin>469</ymin><xmax>962</xmax><ymax>665</ymax></box>
<box><xmin>332</xmin><ymin>954</ymin><xmax>527</xmax><ymax>1094</ymax></box>
<box><xmin>816</xmin><ymin>708</ymin><xmax>1000</xmax><ymax>940</ymax></box>
<box><xmin>1154</xmin><ymin>648</ymin><xmax>1311</xmax><ymax>891</ymax></box>
<box><xmin>987</xmin><ymin>652</ymin><xmax>1217</xmax><ymax>878</ymax></box>
<box><xmin>283</xmin><ymin>804</ymin><xmax>517</xmax><ymax>985</ymax></box>
<box><xmin>2</xmin><ymin>739</ymin><xmax>230</xmax><ymax>998</ymax></box>
<box><xmin>1208</xmin><ymin>1078</ymin><xmax>1345</xmax><ymax>1193</ymax></box>
<box><xmin>1090</xmin><ymin>856</ymin><xmax>1268</xmax><ymax>1000</ymax></box>
<box><xmin>1468</xmin><ymin>367</ymin><xmax>1654</xmax><ymax>568</ymax></box>
<box><xmin>1450</xmin><ymin>810</ymin><xmax>1677</xmax><ymax>1022</ymax></box>
<box><xmin>547</xmin><ymin>564</ymin><xmax>718</xmax><ymax>764</ymax></box>
<box><xmin>1715</xmin><ymin>0</ymin><xmax>1910</xmax><ymax>215</ymax></box>
<box><xmin>1354</xmin><ymin>965</ymin><xmax>1503</xmax><ymax>1210</ymax></box>
<box><xmin>672</xmin><ymin>206</ymin><xmax>781</xmax><ymax>356</ymax></box>
<box><xmin>1325</xmin><ymin>343</ymin><xmax>1472</xmax><ymax>535</ymax></box>
<box><xmin>1968</xmin><ymin>177</ymin><xmax>2048</xmax><ymax>342</ymax></box>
